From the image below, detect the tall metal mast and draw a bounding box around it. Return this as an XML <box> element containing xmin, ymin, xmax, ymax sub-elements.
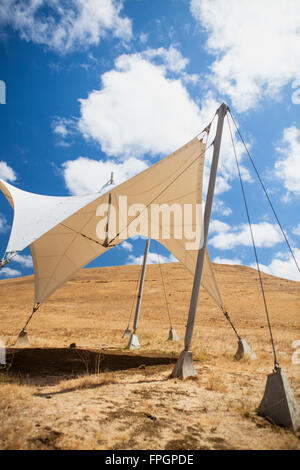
<box><xmin>172</xmin><ymin>103</ymin><xmax>228</xmax><ymax>378</ymax></box>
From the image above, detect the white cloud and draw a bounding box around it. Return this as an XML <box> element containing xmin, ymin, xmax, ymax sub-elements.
<box><xmin>209</xmin><ymin>219</ymin><xmax>230</xmax><ymax>234</ymax></box>
<box><xmin>141</xmin><ymin>46</ymin><xmax>189</xmax><ymax>73</ymax></box>
<box><xmin>212</xmin><ymin>199</ymin><xmax>232</xmax><ymax>217</ymax></box>
<box><xmin>0</xmin><ymin>267</ymin><xmax>21</xmax><ymax>278</ymax></box>
<box><xmin>51</xmin><ymin>117</ymin><xmax>78</xmax><ymax>147</ymax></box>
<box><xmin>139</xmin><ymin>32</ymin><xmax>148</xmax><ymax>45</ymax></box>
<box><xmin>127</xmin><ymin>251</ymin><xmax>177</xmax><ymax>265</ymax></box>
<box><xmin>78</xmin><ymin>49</ymin><xmax>203</xmax><ymax>158</ymax></box>
<box><xmin>77</xmin><ymin>50</ymin><xmax>251</xmax><ymax>197</ymax></box>
<box><xmin>12</xmin><ymin>254</ymin><xmax>33</xmax><ymax>268</ymax></box>
<box><xmin>213</xmin><ymin>256</ymin><xmax>242</xmax><ymax>266</ymax></box>
<box><xmin>0</xmin><ymin>214</ymin><xmax>9</xmax><ymax>233</ymax></box>
<box><xmin>0</xmin><ymin>0</ymin><xmax>132</xmax><ymax>54</ymax></box>
<box><xmin>274</xmin><ymin>126</ymin><xmax>300</xmax><ymax>198</ymax></box>
<box><xmin>62</xmin><ymin>155</ymin><xmax>148</xmax><ymax>195</ymax></box>
<box><xmin>209</xmin><ymin>221</ymin><xmax>283</xmax><ymax>250</ymax></box>
<box><xmin>54</xmin><ymin>124</ymin><xmax>68</xmax><ymax>139</ymax></box>
<box><xmin>119</xmin><ymin>240</ymin><xmax>133</xmax><ymax>252</ymax></box>
<box><xmin>292</xmin><ymin>222</ymin><xmax>300</xmax><ymax>236</ymax></box>
<box><xmin>250</xmin><ymin>249</ymin><xmax>300</xmax><ymax>282</ymax></box>
<box><xmin>52</xmin><ymin>117</ymin><xmax>75</xmax><ymax>138</ymax></box>
<box><xmin>0</xmin><ymin>161</ymin><xmax>17</xmax><ymax>182</ymax></box>
<box><xmin>190</xmin><ymin>0</ymin><xmax>300</xmax><ymax>111</ymax></box>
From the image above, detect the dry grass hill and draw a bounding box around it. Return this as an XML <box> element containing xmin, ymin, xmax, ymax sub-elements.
<box><xmin>0</xmin><ymin>262</ymin><xmax>299</xmax><ymax>450</ymax></box>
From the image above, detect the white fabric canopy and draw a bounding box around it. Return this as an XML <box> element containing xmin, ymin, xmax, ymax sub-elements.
<box><xmin>0</xmin><ymin>137</ymin><xmax>224</xmax><ymax>310</ymax></box>
<box><xmin>0</xmin><ymin>179</ymin><xmax>104</xmax><ymax>253</ymax></box>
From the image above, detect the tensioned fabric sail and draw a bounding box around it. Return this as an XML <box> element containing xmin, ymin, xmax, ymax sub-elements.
<box><xmin>0</xmin><ymin>179</ymin><xmax>105</xmax><ymax>253</ymax></box>
<box><xmin>0</xmin><ymin>137</ymin><xmax>224</xmax><ymax>310</ymax></box>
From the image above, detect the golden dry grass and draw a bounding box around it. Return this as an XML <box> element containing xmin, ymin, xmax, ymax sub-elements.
<box><xmin>0</xmin><ymin>262</ymin><xmax>299</xmax><ymax>450</ymax></box>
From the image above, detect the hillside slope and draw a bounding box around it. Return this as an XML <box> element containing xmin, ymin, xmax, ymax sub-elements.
<box><xmin>0</xmin><ymin>262</ymin><xmax>299</xmax><ymax>450</ymax></box>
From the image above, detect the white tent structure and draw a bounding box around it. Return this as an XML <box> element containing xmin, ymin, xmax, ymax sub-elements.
<box><xmin>0</xmin><ymin>136</ymin><xmax>224</xmax><ymax>311</ymax></box>
<box><xmin>1</xmin><ymin>102</ymin><xmax>299</xmax><ymax>431</ymax></box>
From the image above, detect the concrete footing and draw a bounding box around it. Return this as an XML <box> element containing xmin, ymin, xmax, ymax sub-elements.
<box><xmin>122</xmin><ymin>327</ymin><xmax>131</xmax><ymax>339</ymax></box>
<box><xmin>171</xmin><ymin>350</ymin><xmax>197</xmax><ymax>379</ymax></box>
<box><xmin>258</xmin><ymin>368</ymin><xmax>300</xmax><ymax>431</ymax></box>
<box><xmin>168</xmin><ymin>327</ymin><xmax>179</xmax><ymax>342</ymax></box>
<box><xmin>14</xmin><ymin>330</ymin><xmax>30</xmax><ymax>347</ymax></box>
<box><xmin>234</xmin><ymin>338</ymin><xmax>257</xmax><ymax>361</ymax></box>
<box><xmin>127</xmin><ymin>333</ymin><xmax>140</xmax><ymax>350</ymax></box>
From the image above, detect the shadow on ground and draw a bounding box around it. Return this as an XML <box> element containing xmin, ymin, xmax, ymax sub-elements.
<box><xmin>5</xmin><ymin>347</ymin><xmax>178</xmax><ymax>385</ymax></box>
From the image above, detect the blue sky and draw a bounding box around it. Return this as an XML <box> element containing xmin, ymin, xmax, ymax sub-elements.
<box><xmin>0</xmin><ymin>0</ymin><xmax>299</xmax><ymax>281</ymax></box>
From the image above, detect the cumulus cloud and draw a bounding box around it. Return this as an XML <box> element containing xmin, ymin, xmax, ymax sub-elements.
<box><xmin>0</xmin><ymin>0</ymin><xmax>132</xmax><ymax>54</ymax></box>
<box><xmin>0</xmin><ymin>214</ymin><xmax>9</xmax><ymax>234</ymax></box>
<box><xmin>0</xmin><ymin>267</ymin><xmax>21</xmax><ymax>278</ymax></box>
<box><xmin>52</xmin><ymin>117</ymin><xmax>76</xmax><ymax>138</ymax></box>
<box><xmin>119</xmin><ymin>240</ymin><xmax>133</xmax><ymax>252</ymax></box>
<box><xmin>75</xmin><ymin>49</ymin><xmax>251</xmax><ymax>197</ymax></box>
<box><xmin>12</xmin><ymin>254</ymin><xmax>33</xmax><ymax>268</ymax></box>
<box><xmin>212</xmin><ymin>199</ymin><xmax>232</xmax><ymax>217</ymax></box>
<box><xmin>0</xmin><ymin>161</ymin><xmax>17</xmax><ymax>182</ymax></box>
<box><xmin>62</xmin><ymin>155</ymin><xmax>148</xmax><ymax>195</ymax></box>
<box><xmin>190</xmin><ymin>0</ymin><xmax>300</xmax><ymax>111</ymax></box>
<box><xmin>127</xmin><ymin>251</ymin><xmax>177</xmax><ymax>265</ymax></box>
<box><xmin>141</xmin><ymin>46</ymin><xmax>189</xmax><ymax>73</ymax></box>
<box><xmin>292</xmin><ymin>223</ymin><xmax>300</xmax><ymax>236</ymax></box>
<box><xmin>78</xmin><ymin>49</ymin><xmax>203</xmax><ymax>158</ymax></box>
<box><xmin>51</xmin><ymin>116</ymin><xmax>79</xmax><ymax>147</ymax></box>
<box><xmin>208</xmin><ymin>220</ymin><xmax>283</xmax><ymax>250</ymax></box>
<box><xmin>209</xmin><ymin>219</ymin><xmax>230</xmax><ymax>234</ymax></box>
<box><xmin>213</xmin><ymin>256</ymin><xmax>242</xmax><ymax>266</ymax></box>
<box><xmin>274</xmin><ymin>126</ymin><xmax>300</xmax><ymax>198</ymax></box>
<box><xmin>251</xmin><ymin>249</ymin><xmax>300</xmax><ymax>282</ymax></box>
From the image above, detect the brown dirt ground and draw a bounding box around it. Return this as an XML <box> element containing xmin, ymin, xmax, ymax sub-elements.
<box><xmin>0</xmin><ymin>262</ymin><xmax>299</xmax><ymax>450</ymax></box>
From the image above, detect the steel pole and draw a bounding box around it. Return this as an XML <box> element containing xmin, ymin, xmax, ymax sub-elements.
<box><xmin>172</xmin><ymin>103</ymin><xmax>228</xmax><ymax>378</ymax></box>
<box><xmin>133</xmin><ymin>238</ymin><xmax>150</xmax><ymax>332</ymax></box>
<box><xmin>184</xmin><ymin>103</ymin><xmax>228</xmax><ymax>350</ymax></box>
<box><xmin>103</xmin><ymin>193</ymin><xmax>112</xmax><ymax>247</ymax></box>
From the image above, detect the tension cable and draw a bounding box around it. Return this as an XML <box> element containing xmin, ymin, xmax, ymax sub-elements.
<box><xmin>227</xmin><ymin>114</ymin><xmax>279</xmax><ymax>371</ymax></box>
<box><xmin>154</xmin><ymin>241</ymin><xmax>173</xmax><ymax>329</ymax></box>
<box><xmin>229</xmin><ymin>110</ymin><xmax>300</xmax><ymax>274</ymax></box>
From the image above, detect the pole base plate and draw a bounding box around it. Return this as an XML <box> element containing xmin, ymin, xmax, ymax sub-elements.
<box><xmin>127</xmin><ymin>333</ymin><xmax>140</xmax><ymax>350</ymax></box>
<box><xmin>122</xmin><ymin>328</ymin><xmax>131</xmax><ymax>339</ymax></box>
<box><xmin>258</xmin><ymin>368</ymin><xmax>300</xmax><ymax>431</ymax></box>
<box><xmin>234</xmin><ymin>338</ymin><xmax>257</xmax><ymax>361</ymax></box>
<box><xmin>14</xmin><ymin>330</ymin><xmax>30</xmax><ymax>348</ymax></box>
<box><xmin>171</xmin><ymin>350</ymin><xmax>197</xmax><ymax>379</ymax></box>
<box><xmin>168</xmin><ymin>327</ymin><xmax>179</xmax><ymax>342</ymax></box>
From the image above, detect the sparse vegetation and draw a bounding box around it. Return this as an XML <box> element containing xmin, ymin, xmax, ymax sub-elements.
<box><xmin>0</xmin><ymin>263</ymin><xmax>299</xmax><ymax>450</ymax></box>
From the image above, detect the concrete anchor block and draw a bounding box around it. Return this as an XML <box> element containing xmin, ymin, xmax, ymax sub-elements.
<box><xmin>258</xmin><ymin>368</ymin><xmax>300</xmax><ymax>432</ymax></box>
<box><xmin>14</xmin><ymin>330</ymin><xmax>30</xmax><ymax>348</ymax></box>
<box><xmin>127</xmin><ymin>333</ymin><xmax>140</xmax><ymax>350</ymax></box>
<box><xmin>235</xmin><ymin>338</ymin><xmax>257</xmax><ymax>361</ymax></box>
<box><xmin>171</xmin><ymin>350</ymin><xmax>197</xmax><ymax>379</ymax></box>
<box><xmin>168</xmin><ymin>327</ymin><xmax>179</xmax><ymax>342</ymax></box>
<box><xmin>122</xmin><ymin>327</ymin><xmax>131</xmax><ymax>339</ymax></box>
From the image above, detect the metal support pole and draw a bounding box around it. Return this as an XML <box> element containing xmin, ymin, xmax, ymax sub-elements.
<box><xmin>103</xmin><ymin>193</ymin><xmax>112</xmax><ymax>248</ymax></box>
<box><xmin>0</xmin><ymin>251</ymin><xmax>16</xmax><ymax>269</ymax></box>
<box><xmin>172</xmin><ymin>103</ymin><xmax>228</xmax><ymax>378</ymax></box>
<box><xmin>127</xmin><ymin>238</ymin><xmax>150</xmax><ymax>350</ymax></box>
